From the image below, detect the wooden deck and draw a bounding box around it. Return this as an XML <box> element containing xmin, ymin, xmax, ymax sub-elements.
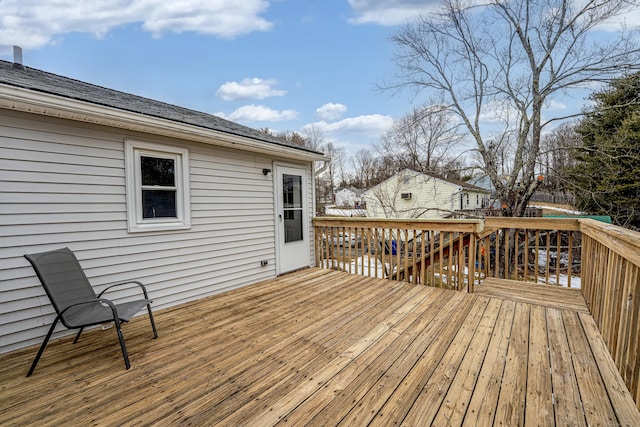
<box><xmin>476</xmin><ymin>277</ymin><xmax>589</xmax><ymax>313</ymax></box>
<box><xmin>1</xmin><ymin>268</ymin><xmax>638</xmax><ymax>426</ymax></box>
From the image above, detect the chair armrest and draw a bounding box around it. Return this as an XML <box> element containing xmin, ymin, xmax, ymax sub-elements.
<box><xmin>98</xmin><ymin>281</ymin><xmax>150</xmax><ymax>299</ymax></box>
<box><xmin>59</xmin><ymin>298</ymin><xmax>118</xmax><ymax>318</ymax></box>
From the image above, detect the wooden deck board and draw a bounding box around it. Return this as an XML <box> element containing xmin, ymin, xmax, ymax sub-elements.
<box><xmin>476</xmin><ymin>277</ymin><xmax>589</xmax><ymax>312</ymax></box>
<box><xmin>494</xmin><ymin>302</ymin><xmax>529</xmax><ymax>426</ymax></box>
<box><xmin>0</xmin><ymin>268</ymin><xmax>638</xmax><ymax>426</ymax></box>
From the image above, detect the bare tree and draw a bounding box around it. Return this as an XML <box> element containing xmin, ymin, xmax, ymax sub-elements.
<box><xmin>302</xmin><ymin>124</ymin><xmax>325</xmax><ymax>152</ymax></box>
<box><xmin>378</xmin><ymin>103</ymin><xmax>465</xmax><ymax>174</ymax></box>
<box><xmin>538</xmin><ymin>122</ymin><xmax>581</xmax><ymax>195</ymax></box>
<box><xmin>351</xmin><ymin>149</ymin><xmax>379</xmax><ymax>189</ymax></box>
<box><xmin>385</xmin><ymin>0</ymin><xmax>640</xmax><ymax>216</ymax></box>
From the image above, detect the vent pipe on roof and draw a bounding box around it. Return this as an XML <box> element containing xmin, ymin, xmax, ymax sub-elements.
<box><xmin>13</xmin><ymin>46</ymin><xmax>25</xmax><ymax>70</ymax></box>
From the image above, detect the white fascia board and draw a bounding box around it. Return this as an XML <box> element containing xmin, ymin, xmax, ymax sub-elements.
<box><xmin>0</xmin><ymin>84</ymin><xmax>327</xmax><ymax>162</ymax></box>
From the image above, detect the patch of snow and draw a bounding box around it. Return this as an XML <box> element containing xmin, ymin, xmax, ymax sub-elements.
<box><xmin>324</xmin><ymin>207</ymin><xmax>366</xmax><ymax>217</ymax></box>
<box><xmin>530</xmin><ymin>205</ymin><xmax>585</xmax><ymax>215</ymax></box>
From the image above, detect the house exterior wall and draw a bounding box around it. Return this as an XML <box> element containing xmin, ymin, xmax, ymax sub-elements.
<box><xmin>0</xmin><ymin>109</ymin><xmax>314</xmax><ymax>354</ymax></box>
<box><xmin>458</xmin><ymin>190</ymin><xmax>491</xmax><ymax>210</ymax></box>
<box><xmin>364</xmin><ymin>170</ymin><xmax>489</xmax><ymax>219</ymax></box>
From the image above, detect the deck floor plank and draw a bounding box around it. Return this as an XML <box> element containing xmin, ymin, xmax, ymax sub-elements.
<box><xmin>525</xmin><ymin>304</ymin><xmax>554</xmax><ymax>426</ymax></box>
<box><xmin>330</xmin><ymin>291</ymin><xmax>466</xmax><ymax>426</ymax></box>
<box><xmin>431</xmin><ymin>298</ymin><xmax>504</xmax><ymax>426</ymax></box>
<box><xmin>493</xmin><ymin>302</ymin><xmax>530</xmax><ymax>426</ymax></box>
<box><xmin>563</xmin><ymin>310</ymin><xmax>619</xmax><ymax>426</ymax></box>
<box><xmin>546</xmin><ymin>308</ymin><xmax>587</xmax><ymax>426</ymax></box>
<box><xmin>0</xmin><ymin>268</ymin><xmax>639</xmax><ymax>426</ymax></box>
<box><xmin>210</xmin><ymin>282</ymin><xmax>432</xmax><ymax>426</ymax></box>
<box><xmin>367</xmin><ymin>293</ymin><xmax>478</xmax><ymax>426</ymax></box>
<box><xmin>400</xmin><ymin>296</ymin><xmax>492</xmax><ymax>426</ymax></box>
<box><xmin>578</xmin><ymin>311</ymin><xmax>640</xmax><ymax>427</ymax></box>
<box><xmin>462</xmin><ymin>299</ymin><xmax>516</xmax><ymax>427</ymax></box>
<box><xmin>477</xmin><ymin>277</ymin><xmax>588</xmax><ymax>312</ymax></box>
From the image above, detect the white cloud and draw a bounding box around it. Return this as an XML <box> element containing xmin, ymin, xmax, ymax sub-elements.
<box><xmin>316</xmin><ymin>102</ymin><xmax>348</xmax><ymax>120</ymax></box>
<box><xmin>220</xmin><ymin>104</ymin><xmax>298</xmax><ymax>122</ymax></box>
<box><xmin>348</xmin><ymin>0</ymin><xmax>640</xmax><ymax>29</ymax></box>
<box><xmin>216</xmin><ymin>78</ymin><xmax>286</xmax><ymax>101</ymax></box>
<box><xmin>305</xmin><ymin>114</ymin><xmax>394</xmax><ymax>135</ymax></box>
<box><xmin>0</xmin><ymin>0</ymin><xmax>273</xmax><ymax>50</ymax></box>
<box><xmin>347</xmin><ymin>0</ymin><xmax>440</xmax><ymax>26</ymax></box>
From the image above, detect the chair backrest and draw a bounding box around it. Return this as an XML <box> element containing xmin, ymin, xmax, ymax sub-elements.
<box><xmin>24</xmin><ymin>247</ymin><xmax>97</xmax><ymax>314</ymax></box>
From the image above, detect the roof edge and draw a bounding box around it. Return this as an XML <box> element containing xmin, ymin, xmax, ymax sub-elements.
<box><xmin>0</xmin><ymin>83</ymin><xmax>327</xmax><ymax>162</ymax></box>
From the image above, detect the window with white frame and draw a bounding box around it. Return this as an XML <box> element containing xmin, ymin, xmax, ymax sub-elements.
<box><xmin>125</xmin><ymin>140</ymin><xmax>190</xmax><ymax>232</ymax></box>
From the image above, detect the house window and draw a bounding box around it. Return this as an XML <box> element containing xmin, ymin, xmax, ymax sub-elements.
<box><xmin>125</xmin><ymin>140</ymin><xmax>190</xmax><ymax>232</ymax></box>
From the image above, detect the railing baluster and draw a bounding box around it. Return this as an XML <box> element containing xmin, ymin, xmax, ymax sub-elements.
<box><xmin>535</xmin><ymin>230</ymin><xmax>540</xmax><ymax>284</ymax></box>
<box><xmin>495</xmin><ymin>230</ymin><xmax>501</xmax><ymax>278</ymax></box>
<box><xmin>381</xmin><ymin>227</ymin><xmax>387</xmax><ymax>278</ymax></box>
<box><xmin>568</xmin><ymin>231</ymin><xmax>573</xmax><ymax>287</ymax></box>
<box><xmin>420</xmin><ymin>229</ymin><xmax>427</xmax><ymax>285</ymax></box>
<box><xmin>545</xmin><ymin>232</ymin><xmax>551</xmax><ymax>284</ymax></box>
<box><xmin>514</xmin><ymin>229</ymin><xmax>520</xmax><ymax>280</ymax></box>
<box><xmin>429</xmin><ymin>230</ymin><xmax>435</xmax><ymax>287</ymax></box>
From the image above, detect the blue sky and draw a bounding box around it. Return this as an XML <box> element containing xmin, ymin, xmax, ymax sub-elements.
<box><xmin>0</xmin><ymin>1</ymin><xmax>635</xmax><ymax>161</ymax></box>
<box><xmin>0</xmin><ymin>0</ymin><xmax>445</xmax><ymax>159</ymax></box>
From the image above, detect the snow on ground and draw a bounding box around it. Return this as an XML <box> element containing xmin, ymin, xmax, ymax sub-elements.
<box><xmin>324</xmin><ymin>207</ymin><xmax>366</xmax><ymax>217</ymax></box>
<box><xmin>321</xmin><ymin>252</ymin><xmax>581</xmax><ymax>288</ymax></box>
<box><xmin>536</xmin><ymin>250</ymin><xmax>581</xmax><ymax>288</ymax></box>
<box><xmin>530</xmin><ymin>204</ymin><xmax>585</xmax><ymax>215</ymax></box>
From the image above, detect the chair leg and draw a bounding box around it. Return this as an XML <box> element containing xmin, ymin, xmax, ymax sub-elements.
<box><xmin>147</xmin><ymin>305</ymin><xmax>158</xmax><ymax>338</ymax></box>
<box><xmin>73</xmin><ymin>327</ymin><xmax>85</xmax><ymax>344</ymax></box>
<box><xmin>114</xmin><ymin>319</ymin><xmax>130</xmax><ymax>370</ymax></box>
<box><xmin>26</xmin><ymin>316</ymin><xmax>60</xmax><ymax>377</ymax></box>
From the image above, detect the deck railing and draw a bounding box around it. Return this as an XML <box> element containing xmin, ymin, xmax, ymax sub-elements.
<box><xmin>313</xmin><ymin>217</ymin><xmax>583</xmax><ymax>291</ymax></box>
<box><xmin>479</xmin><ymin>217</ymin><xmax>582</xmax><ymax>287</ymax></box>
<box><xmin>313</xmin><ymin>217</ymin><xmax>484</xmax><ymax>291</ymax></box>
<box><xmin>312</xmin><ymin>216</ymin><xmax>640</xmax><ymax>409</ymax></box>
<box><xmin>579</xmin><ymin>218</ymin><xmax>640</xmax><ymax>405</ymax></box>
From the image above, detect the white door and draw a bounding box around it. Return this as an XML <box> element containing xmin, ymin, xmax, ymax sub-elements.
<box><xmin>276</xmin><ymin>165</ymin><xmax>310</xmax><ymax>274</ymax></box>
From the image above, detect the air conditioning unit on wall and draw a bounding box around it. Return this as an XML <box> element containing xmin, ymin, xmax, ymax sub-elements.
<box><xmin>401</xmin><ymin>192</ymin><xmax>412</xmax><ymax>200</ymax></box>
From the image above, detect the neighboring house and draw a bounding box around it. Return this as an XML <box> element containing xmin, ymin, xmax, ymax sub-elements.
<box><xmin>364</xmin><ymin>169</ymin><xmax>490</xmax><ymax>219</ymax></box>
<box><xmin>334</xmin><ymin>187</ymin><xmax>365</xmax><ymax>209</ymax></box>
<box><xmin>0</xmin><ymin>59</ymin><xmax>325</xmax><ymax>354</ymax></box>
<box><xmin>468</xmin><ymin>174</ymin><xmax>501</xmax><ymax>209</ymax></box>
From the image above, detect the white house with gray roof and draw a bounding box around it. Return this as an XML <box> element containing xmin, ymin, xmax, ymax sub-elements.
<box><xmin>0</xmin><ymin>59</ymin><xmax>325</xmax><ymax>354</ymax></box>
<box><xmin>364</xmin><ymin>169</ymin><xmax>491</xmax><ymax>219</ymax></box>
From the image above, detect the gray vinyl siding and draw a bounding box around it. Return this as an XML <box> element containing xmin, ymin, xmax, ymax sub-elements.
<box><xmin>0</xmin><ymin>110</ymin><xmax>313</xmax><ymax>353</ymax></box>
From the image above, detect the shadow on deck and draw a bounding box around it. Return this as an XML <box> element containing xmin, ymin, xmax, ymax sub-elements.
<box><xmin>1</xmin><ymin>268</ymin><xmax>638</xmax><ymax>426</ymax></box>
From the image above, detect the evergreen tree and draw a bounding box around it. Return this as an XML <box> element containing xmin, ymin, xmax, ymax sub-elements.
<box><xmin>568</xmin><ymin>74</ymin><xmax>640</xmax><ymax>230</ymax></box>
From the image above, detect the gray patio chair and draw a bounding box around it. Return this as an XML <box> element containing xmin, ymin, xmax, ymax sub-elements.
<box><xmin>24</xmin><ymin>247</ymin><xmax>158</xmax><ymax>376</ymax></box>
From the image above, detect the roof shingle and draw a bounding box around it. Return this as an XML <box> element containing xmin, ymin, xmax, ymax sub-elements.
<box><xmin>0</xmin><ymin>60</ymin><xmax>322</xmax><ymax>156</ymax></box>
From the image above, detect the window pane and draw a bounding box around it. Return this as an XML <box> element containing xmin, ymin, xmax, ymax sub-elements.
<box><xmin>284</xmin><ymin>209</ymin><xmax>303</xmax><ymax>243</ymax></box>
<box><xmin>283</xmin><ymin>174</ymin><xmax>302</xmax><ymax>208</ymax></box>
<box><xmin>141</xmin><ymin>156</ymin><xmax>175</xmax><ymax>186</ymax></box>
<box><xmin>142</xmin><ymin>190</ymin><xmax>177</xmax><ymax>218</ymax></box>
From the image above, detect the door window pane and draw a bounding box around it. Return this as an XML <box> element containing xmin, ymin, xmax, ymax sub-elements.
<box><xmin>283</xmin><ymin>174</ymin><xmax>302</xmax><ymax>208</ymax></box>
<box><xmin>284</xmin><ymin>210</ymin><xmax>303</xmax><ymax>243</ymax></box>
<box><xmin>283</xmin><ymin>174</ymin><xmax>303</xmax><ymax>243</ymax></box>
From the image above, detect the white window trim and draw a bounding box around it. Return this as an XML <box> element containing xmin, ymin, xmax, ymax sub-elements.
<box><xmin>125</xmin><ymin>139</ymin><xmax>191</xmax><ymax>233</ymax></box>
